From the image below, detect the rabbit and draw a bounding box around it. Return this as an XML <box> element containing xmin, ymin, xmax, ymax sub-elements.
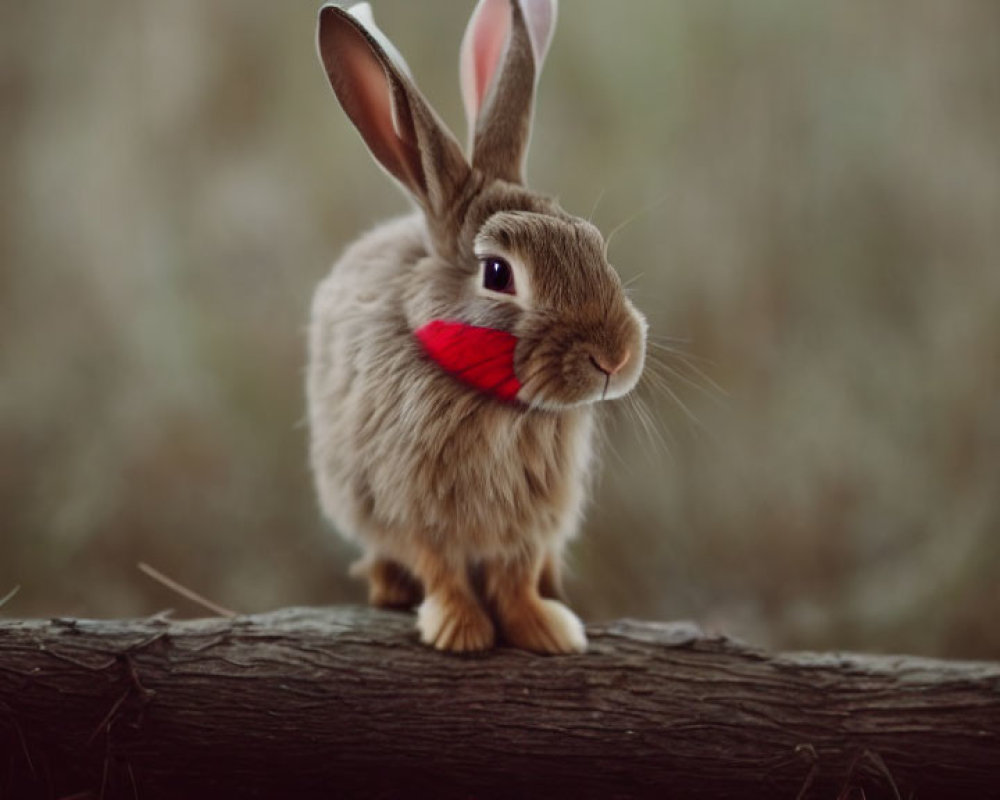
<box><xmin>307</xmin><ymin>0</ymin><xmax>647</xmax><ymax>654</ymax></box>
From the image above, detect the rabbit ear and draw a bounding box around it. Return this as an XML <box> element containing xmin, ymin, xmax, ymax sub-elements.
<box><xmin>459</xmin><ymin>0</ymin><xmax>557</xmax><ymax>184</ymax></box>
<box><xmin>318</xmin><ymin>4</ymin><xmax>470</xmax><ymax>217</ymax></box>
<box><xmin>343</xmin><ymin>3</ymin><xmax>413</xmax><ymax>79</ymax></box>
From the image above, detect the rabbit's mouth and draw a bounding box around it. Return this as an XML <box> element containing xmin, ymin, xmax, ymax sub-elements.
<box><xmin>512</xmin><ymin>310</ymin><xmax>648</xmax><ymax>411</ymax></box>
<box><xmin>517</xmin><ymin>348</ymin><xmax>645</xmax><ymax>410</ymax></box>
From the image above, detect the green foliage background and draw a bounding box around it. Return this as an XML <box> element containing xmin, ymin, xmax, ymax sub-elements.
<box><xmin>2</xmin><ymin>1</ymin><xmax>998</xmax><ymax>657</ymax></box>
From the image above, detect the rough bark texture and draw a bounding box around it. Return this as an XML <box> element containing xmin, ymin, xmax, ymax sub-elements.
<box><xmin>1</xmin><ymin>606</ymin><xmax>998</xmax><ymax>799</ymax></box>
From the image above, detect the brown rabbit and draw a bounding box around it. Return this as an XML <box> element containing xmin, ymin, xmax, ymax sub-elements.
<box><xmin>307</xmin><ymin>0</ymin><xmax>647</xmax><ymax>653</ymax></box>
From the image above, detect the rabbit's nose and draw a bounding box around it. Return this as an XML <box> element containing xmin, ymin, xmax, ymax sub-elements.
<box><xmin>589</xmin><ymin>350</ymin><xmax>630</xmax><ymax>377</ymax></box>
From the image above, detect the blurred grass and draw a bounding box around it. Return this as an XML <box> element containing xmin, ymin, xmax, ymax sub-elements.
<box><xmin>1</xmin><ymin>1</ymin><xmax>998</xmax><ymax>658</ymax></box>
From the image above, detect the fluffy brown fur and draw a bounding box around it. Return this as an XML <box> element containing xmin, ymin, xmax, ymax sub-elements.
<box><xmin>308</xmin><ymin>1</ymin><xmax>646</xmax><ymax>653</ymax></box>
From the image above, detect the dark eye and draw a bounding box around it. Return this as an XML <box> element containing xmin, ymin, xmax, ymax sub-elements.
<box><xmin>482</xmin><ymin>257</ymin><xmax>515</xmax><ymax>295</ymax></box>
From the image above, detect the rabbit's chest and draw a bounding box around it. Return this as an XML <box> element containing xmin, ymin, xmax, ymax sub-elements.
<box><xmin>440</xmin><ymin>415</ymin><xmax>591</xmax><ymax>551</ymax></box>
<box><xmin>371</xmin><ymin>395</ymin><xmax>595</xmax><ymax>553</ymax></box>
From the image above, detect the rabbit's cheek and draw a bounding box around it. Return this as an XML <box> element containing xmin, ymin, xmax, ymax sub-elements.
<box><xmin>415</xmin><ymin>319</ymin><xmax>522</xmax><ymax>403</ymax></box>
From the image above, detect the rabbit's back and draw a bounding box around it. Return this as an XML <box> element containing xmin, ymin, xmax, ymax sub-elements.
<box><xmin>307</xmin><ymin>214</ymin><xmax>424</xmax><ymax>538</ymax></box>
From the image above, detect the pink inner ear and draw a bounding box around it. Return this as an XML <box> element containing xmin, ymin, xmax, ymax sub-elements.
<box><xmin>460</xmin><ymin>0</ymin><xmax>512</xmax><ymax>135</ymax></box>
<box><xmin>320</xmin><ymin>12</ymin><xmax>419</xmax><ymax>190</ymax></box>
<box><xmin>473</xmin><ymin>2</ymin><xmax>509</xmax><ymax>104</ymax></box>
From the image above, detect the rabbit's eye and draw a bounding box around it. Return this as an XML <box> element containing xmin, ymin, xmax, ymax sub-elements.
<box><xmin>482</xmin><ymin>257</ymin><xmax>515</xmax><ymax>295</ymax></box>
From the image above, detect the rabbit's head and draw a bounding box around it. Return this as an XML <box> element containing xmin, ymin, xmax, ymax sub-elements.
<box><xmin>318</xmin><ymin>1</ymin><xmax>646</xmax><ymax>410</ymax></box>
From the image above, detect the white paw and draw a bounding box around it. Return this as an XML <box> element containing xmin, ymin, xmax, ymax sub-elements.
<box><xmin>538</xmin><ymin>598</ymin><xmax>588</xmax><ymax>653</ymax></box>
<box><xmin>417</xmin><ymin>593</ymin><xmax>495</xmax><ymax>652</ymax></box>
<box><xmin>501</xmin><ymin>597</ymin><xmax>588</xmax><ymax>654</ymax></box>
<box><xmin>416</xmin><ymin>594</ymin><xmax>447</xmax><ymax>644</ymax></box>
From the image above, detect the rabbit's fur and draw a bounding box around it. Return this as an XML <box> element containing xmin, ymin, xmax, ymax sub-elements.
<box><xmin>308</xmin><ymin>0</ymin><xmax>646</xmax><ymax>653</ymax></box>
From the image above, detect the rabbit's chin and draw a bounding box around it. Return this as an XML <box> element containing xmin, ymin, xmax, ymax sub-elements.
<box><xmin>518</xmin><ymin>385</ymin><xmax>637</xmax><ymax>412</ymax></box>
<box><xmin>516</xmin><ymin>368</ymin><xmax>642</xmax><ymax>410</ymax></box>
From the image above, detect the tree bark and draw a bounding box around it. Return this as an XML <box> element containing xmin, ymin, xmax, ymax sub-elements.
<box><xmin>1</xmin><ymin>606</ymin><xmax>998</xmax><ymax>799</ymax></box>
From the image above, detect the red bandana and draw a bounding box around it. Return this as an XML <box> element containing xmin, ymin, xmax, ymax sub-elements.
<box><xmin>415</xmin><ymin>320</ymin><xmax>522</xmax><ymax>402</ymax></box>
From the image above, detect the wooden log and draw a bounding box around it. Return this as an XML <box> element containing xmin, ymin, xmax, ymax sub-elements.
<box><xmin>1</xmin><ymin>606</ymin><xmax>998</xmax><ymax>799</ymax></box>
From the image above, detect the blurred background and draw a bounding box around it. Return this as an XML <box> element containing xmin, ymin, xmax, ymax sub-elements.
<box><xmin>2</xmin><ymin>1</ymin><xmax>998</xmax><ymax>659</ymax></box>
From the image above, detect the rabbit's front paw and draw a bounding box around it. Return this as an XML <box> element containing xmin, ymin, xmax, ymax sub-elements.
<box><xmin>417</xmin><ymin>593</ymin><xmax>495</xmax><ymax>652</ymax></box>
<box><xmin>500</xmin><ymin>597</ymin><xmax>587</xmax><ymax>655</ymax></box>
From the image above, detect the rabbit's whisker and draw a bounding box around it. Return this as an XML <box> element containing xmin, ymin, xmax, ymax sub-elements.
<box><xmin>638</xmin><ymin>364</ymin><xmax>712</xmax><ymax>442</ymax></box>
<box><xmin>644</xmin><ymin>352</ymin><xmax>727</xmax><ymax>407</ymax></box>
<box><xmin>587</xmin><ymin>187</ymin><xmax>606</xmax><ymax>225</ymax></box>
<box><xmin>647</xmin><ymin>332</ymin><xmax>694</xmax><ymax>346</ymax></box>
<box><xmin>625</xmin><ymin>392</ymin><xmax>675</xmax><ymax>464</ymax></box>
<box><xmin>594</xmin><ymin>411</ymin><xmax>630</xmax><ymax>471</ymax></box>
<box><xmin>603</xmin><ymin>192</ymin><xmax>670</xmax><ymax>260</ymax></box>
<box><xmin>621</xmin><ymin>272</ymin><xmax>645</xmax><ymax>290</ymax></box>
<box><xmin>646</xmin><ymin>344</ymin><xmax>727</xmax><ymax>397</ymax></box>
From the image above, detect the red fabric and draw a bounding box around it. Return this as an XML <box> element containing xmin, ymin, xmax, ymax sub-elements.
<box><xmin>415</xmin><ymin>319</ymin><xmax>522</xmax><ymax>402</ymax></box>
